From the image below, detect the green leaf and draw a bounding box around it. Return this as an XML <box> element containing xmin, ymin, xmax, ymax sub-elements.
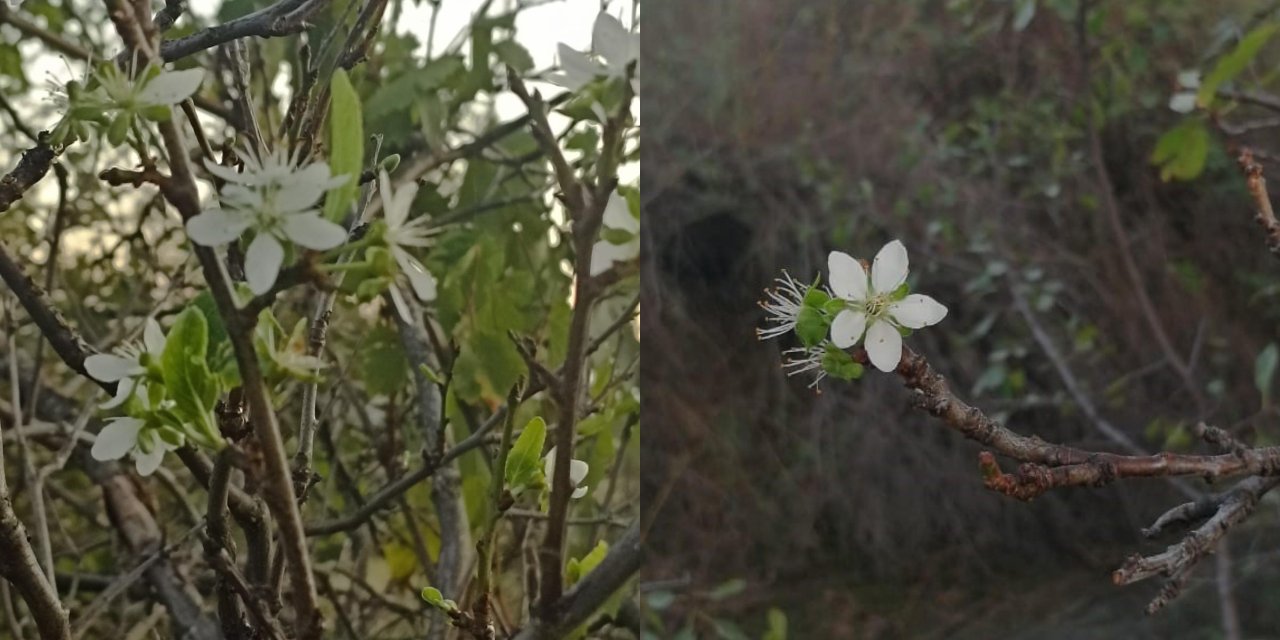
<box><xmin>795</xmin><ymin>305</ymin><xmax>828</xmax><ymax>348</ymax></box>
<box><xmin>1199</xmin><ymin>23</ymin><xmax>1280</xmax><ymax>107</ymax></box>
<box><xmin>566</xmin><ymin>540</ymin><xmax>609</xmax><ymax>586</ymax></box>
<box><xmin>1257</xmin><ymin>343</ymin><xmax>1278</xmax><ymax>405</ymax></box>
<box><xmin>763</xmin><ymin>608</ymin><xmax>788</xmax><ymax>640</ymax></box>
<box><xmin>160</xmin><ymin>308</ymin><xmax>220</xmax><ymax>447</ymax></box>
<box><xmin>493</xmin><ymin>40</ymin><xmax>534</xmax><ymax>73</ymax></box>
<box><xmin>361</xmin><ymin>326</ymin><xmax>410</xmax><ymax>396</ymax></box>
<box><xmin>504</xmin><ymin>417</ymin><xmax>546</xmax><ymax>496</ymax></box>
<box><xmin>420</xmin><ymin>586</ymin><xmax>458</xmax><ymax>612</ymax></box>
<box><xmin>1150</xmin><ymin>120</ymin><xmax>1209</xmax><ymax>182</ymax></box>
<box><xmin>323</xmin><ymin>68</ymin><xmax>363</xmax><ymax>222</ymax></box>
<box><xmin>708</xmin><ymin>578</ymin><xmax>746</xmax><ymax>601</ymax></box>
<box><xmin>821</xmin><ymin>344</ymin><xmax>863</xmax><ymax>381</ymax></box>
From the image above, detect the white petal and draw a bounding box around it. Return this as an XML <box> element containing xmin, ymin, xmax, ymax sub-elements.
<box><xmin>91</xmin><ymin>418</ymin><xmax>143</xmax><ymax>461</ymax></box>
<box><xmin>889</xmin><ymin>294</ymin><xmax>948</xmax><ymax>329</ymax></box>
<box><xmin>543</xmin><ymin>448</ymin><xmax>558</xmax><ymax>478</ymax></box>
<box><xmin>187</xmin><ymin>209</ymin><xmax>250</xmax><ymax>246</ymax></box>
<box><xmin>828</xmin><ymin>251</ymin><xmax>867</xmax><ymax>301</ymax></box>
<box><xmin>205</xmin><ymin>159</ymin><xmax>249</xmax><ymax>184</ymax></box>
<box><xmin>590</xmin><ymin>239</ymin><xmax>636</xmax><ymax>276</ymax></box>
<box><xmin>593</xmin><ymin>12</ymin><xmax>633</xmax><ymax>68</ymax></box>
<box><xmin>865</xmin><ymin>320</ymin><xmax>903</xmax><ymax>373</ymax></box>
<box><xmin>282</xmin><ymin>214</ymin><xmax>348</xmax><ymax>250</ymax></box>
<box><xmin>830</xmin><ymin>309</ymin><xmax>867</xmax><ymax>348</ymax></box>
<box><xmin>1169</xmin><ymin>92</ymin><xmax>1197</xmax><ymax>113</ymax></box>
<box><xmin>245</xmin><ymin>233</ymin><xmax>285</xmax><ymax>295</ymax></box>
<box><xmin>394</xmin><ymin>248</ymin><xmax>437</xmax><ymax>301</ymax></box>
<box><xmin>571</xmin><ymin>485</ymin><xmax>588</xmax><ymax>500</ymax></box>
<box><xmin>378</xmin><ymin>170</ymin><xmax>395</xmax><ymax>215</ymax></box>
<box><xmin>275</xmin><ymin>178</ymin><xmax>330</xmax><ymax>213</ymax></box>
<box><xmin>870</xmin><ymin>240</ymin><xmax>909</xmax><ymax>294</ymax></box>
<box><xmin>1177</xmin><ymin>70</ymin><xmax>1200</xmax><ymax>89</ymax></box>
<box><xmin>85</xmin><ymin>353</ymin><xmax>141</xmax><ymax>382</ymax></box>
<box><xmin>388</xmin><ymin>284</ymin><xmax>413</xmax><ymax>324</ymax></box>
<box><xmin>99</xmin><ymin>377</ymin><xmax>136</xmax><ymax>410</ymax></box>
<box><xmin>143</xmin><ymin>318</ymin><xmax>165</xmax><ymax>355</ymax></box>
<box><xmin>137</xmin><ymin>68</ymin><xmax>204</xmax><ymax>105</ymax></box>
<box><xmin>603</xmin><ymin>192</ymin><xmax>639</xmax><ymax>233</ymax></box>
<box><xmin>568</xmin><ymin>459</ymin><xmax>589</xmax><ymax>486</ymax></box>
<box><xmin>553</xmin><ymin>44</ymin><xmax>602</xmax><ymax>91</ymax></box>
<box><xmin>133</xmin><ymin>437</ymin><xmax>166</xmax><ymax>476</ymax></box>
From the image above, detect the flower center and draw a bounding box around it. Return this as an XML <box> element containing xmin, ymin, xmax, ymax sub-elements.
<box><xmin>864</xmin><ymin>293</ymin><xmax>892</xmax><ymax>319</ymax></box>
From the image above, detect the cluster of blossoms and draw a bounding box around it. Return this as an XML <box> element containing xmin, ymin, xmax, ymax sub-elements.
<box><xmin>84</xmin><ymin>319</ymin><xmax>188</xmax><ymax>475</ymax></box>
<box><xmin>757</xmin><ymin>240</ymin><xmax>948</xmax><ymax>389</ymax></box>
<box><xmin>548</xmin><ymin>11</ymin><xmax>640</xmax><ymax>94</ymax></box>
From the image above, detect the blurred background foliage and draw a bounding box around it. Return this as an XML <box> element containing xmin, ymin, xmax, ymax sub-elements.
<box><xmin>643</xmin><ymin>0</ymin><xmax>1280</xmax><ymax>637</ymax></box>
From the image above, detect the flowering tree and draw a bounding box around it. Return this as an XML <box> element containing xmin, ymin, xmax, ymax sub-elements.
<box><xmin>0</xmin><ymin>1</ymin><xmax>639</xmax><ymax>638</ymax></box>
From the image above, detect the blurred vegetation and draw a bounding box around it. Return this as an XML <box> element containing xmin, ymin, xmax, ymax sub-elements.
<box><xmin>644</xmin><ymin>0</ymin><xmax>1280</xmax><ymax>637</ymax></box>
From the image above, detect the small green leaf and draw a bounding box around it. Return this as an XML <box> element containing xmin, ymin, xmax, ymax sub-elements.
<box><xmin>708</xmin><ymin>578</ymin><xmax>746</xmax><ymax>601</ymax></box>
<box><xmin>493</xmin><ymin>40</ymin><xmax>534</xmax><ymax>73</ymax></box>
<box><xmin>1257</xmin><ymin>343</ymin><xmax>1278</xmax><ymax>405</ymax></box>
<box><xmin>323</xmin><ymin>69</ymin><xmax>364</xmax><ymax>222</ymax></box>
<box><xmin>160</xmin><ymin>308</ymin><xmax>220</xmax><ymax>447</ymax></box>
<box><xmin>566</xmin><ymin>540</ymin><xmax>608</xmax><ymax>586</ymax></box>
<box><xmin>821</xmin><ymin>344</ymin><xmax>863</xmax><ymax>381</ymax></box>
<box><xmin>504</xmin><ymin>417</ymin><xmax>546</xmax><ymax>496</ymax></box>
<box><xmin>794</xmin><ymin>306</ymin><xmax>828</xmax><ymax>348</ymax></box>
<box><xmin>763</xmin><ymin>608</ymin><xmax>788</xmax><ymax>640</ymax></box>
<box><xmin>361</xmin><ymin>326</ymin><xmax>410</xmax><ymax>396</ymax></box>
<box><xmin>1151</xmin><ymin>120</ymin><xmax>1209</xmax><ymax>182</ymax></box>
<box><xmin>1199</xmin><ymin>23</ymin><xmax>1280</xmax><ymax>107</ymax></box>
<box><xmin>420</xmin><ymin>586</ymin><xmax>458</xmax><ymax>612</ymax></box>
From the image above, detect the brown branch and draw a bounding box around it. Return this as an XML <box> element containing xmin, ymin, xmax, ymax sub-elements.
<box><xmin>0</xmin><ymin>140</ymin><xmax>57</xmax><ymax>213</ymax></box>
<box><xmin>1113</xmin><ymin>476</ymin><xmax>1280</xmax><ymax>614</ymax></box>
<box><xmin>1237</xmin><ymin>149</ymin><xmax>1280</xmax><ymax>256</ymax></box>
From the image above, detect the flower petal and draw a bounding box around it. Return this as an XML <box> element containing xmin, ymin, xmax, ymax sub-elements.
<box><xmin>394</xmin><ymin>248</ymin><xmax>438</xmax><ymax>301</ymax></box>
<box><xmin>828</xmin><ymin>251</ymin><xmax>867</xmax><ymax>301</ymax></box>
<box><xmin>245</xmin><ymin>233</ymin><xmax>285</xmax><ymax>295</ymax></box>
<box><xmin>133</xmin><ymin>436</ymin><xmax>167</xmax><ymax>476</ymax></box>
<box><xmin>593</xmin><ymin>12</ymin><xmax>633</xmax><ymax>68</ymax></box>
<box><xmin>187</xmin><ymin>209</ymin><xmax>250</xmax><ymax>246</ymax></box>
<box><xmin>137</xmin><ymin>68</ymin><xmax>204</xmax><ymax>105</ymax></box>
<box><xmin>143</xmin><ymin>318</ymin><xmax>165</xmax><ymax>355</ymax></box>
<box><xmin>388</xmin><ymin>284</ymin><xmax>414</xmax><ymax>324</ymax></box>
<box><xmin>205</xmin><ymin>159</ymin><xmax>249</xmax><ymax>184</ymax></box>
<box><xmin>889</xmin><ymin>294</ymin><xmax>948</xmax><ymax>329</ymax></box>
<box><xmin>571</xmin><ymin>486</ymin><xmax>588</xmax><ymax>499</ymax></box>
<box><xmin>569</xmin><ymin>459</ymin><xmax>589</xmax><ymax>486</ymax></box>
<box><xmin>865</xmin><ymin>320</ymin><xmax>903</xmax><ymax>373</ymax></box>
<box><xmin>830</xmin><ymin>309</ymin><xmax>867</xmax><ymax>348</ymax></box>
<box><xmin>99</xmin><ymin>377</ymin><xmax>136</xmax><ymax>410</ymax></box>
<box><xmin>603</xmin><ymin>192</ymin><xmax>639</xmax><ymax>233</ymax></box>
<box><xmin>552</xmin><ymin>44</ymin><xmax>602</xmax><ymax>91</ymax></box>
<box><xmin>870</xmin><ymin>240</ymin><xmax>909</xmax><ymax>294</ymax></box>
<box><xmin>91</xmin><ymin>418</ymin><xmax>143</xmax><ymax>461</ymax></box>
<box><xmin>282</xmin><ymin>214</ymin><xmax>348</xmax><ymax>250</ymax></box>
<box><xmin>85</xmin><ymin>353</ymin><xmax>141</xmax><ymax>382</ymax></box>
<box><xmin>1168</xmin><ymin>92</ymin><xmax>1197</xmax><ymax>114</ymax></box>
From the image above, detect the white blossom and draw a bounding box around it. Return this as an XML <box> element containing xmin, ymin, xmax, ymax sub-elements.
<box><xmin>84</xmin><ymin>62</ymin><xmax>203</xmax><ymax>115</ymax></box>
<box><xmin>543</xmin><ymin>447</ymin><xmax>589</xmax><ymax>499</ymax></box>
<box><xmin>589</xmin><ymin>191</ymin><xmax>639</xmax><ymax>276</ymax></box>
<box><xmin>828</xmin><ymin>240</ymin><xmax>948</xmax><ymax>373</ymax></box>
<box><xmin>90</xmin><ymin>386</ymin><xmax>182</xmax><ymax>476</ymax></box>
<box><xmin>84</xmin><ymin>318</ymin><xmax>165</xmax><ymax>409</ymax></box>
<box><xmin>377</xmin><ymin>170</ymin><xmax>438</xmax><ymax>322</ymax></box>
<box><xmin>1169</xmin><ymin>70</ymin><xmax>1200</xmax><ymax>114</ymax></box>
<box><xmin>548</xmin><ymin>12</ymin><xmax>639</xmax><ymax>93</ymax></box>
<box><xmin>187</xmin><ymin>147</ymin><xmax>349</xmax><ymax>294</ymax></box>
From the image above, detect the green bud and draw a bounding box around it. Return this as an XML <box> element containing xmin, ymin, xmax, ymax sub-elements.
<box><xmin>379</xmin><ymin>153</ymin><xmax>401</xmax><ymax>173</ymax></box>
<box><xmin>106</xmin><ymin>112</ymin><xmax>132</xmax><ymax>146</ymax></box>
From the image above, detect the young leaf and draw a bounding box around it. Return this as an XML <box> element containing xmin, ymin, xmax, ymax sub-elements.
<box><xmin>324</xmin><ymin>69</ymin><xmax>364</xmax><ymax>222</ymax></box>
<box><xmin>566</xmin><ymin>540</ymin><xmax>609</xmax><ymax>586</ymax></box>
<box><xmin>160</xmin><ymin>308</ymin><xmax>219</xmax><ymax>445</ymax></box>
<box><xmin>504</xmin><ymin>416</ymin><xmax>546</xmax><ymax>495</ymax></box>
<box><xmin>420</xmin><ymin>586</ymin><xmax>458</xmax><ymax>612</ymax></box>
<box><xmin>1199</xmin><ymin>23</ymin><xmax>1280</xmax><ymax>107</ymax></box>
<box><xmin>1256</xmin><ymin>343</ymin><xmax>1278</xmax><ymax>405</ymax></box>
